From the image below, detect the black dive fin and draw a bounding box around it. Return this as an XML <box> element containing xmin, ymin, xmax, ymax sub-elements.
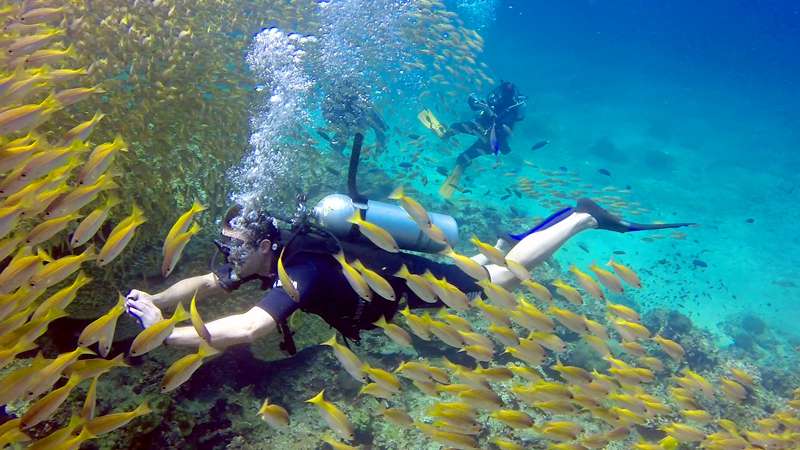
<box><xmin>575</xmin><ymin>198</ymin><xmax>695</xmax><ymax>233</ymax></box>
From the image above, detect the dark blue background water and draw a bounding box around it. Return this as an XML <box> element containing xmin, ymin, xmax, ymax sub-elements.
<box><xmin>455</xmin><ymin>1</ymin><xmax>800</xmax><ymax>338</ymax></box>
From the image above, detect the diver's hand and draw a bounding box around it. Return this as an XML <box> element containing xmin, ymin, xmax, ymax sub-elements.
<box><xmin>125</xmin><ymin>289</ymin><xmax>155</xmax><ymax>304</ymax></box>
<box><xmin>126</xmin><ymin>297</ymin><xmax>163</xmax><ymax>329</ymax></box>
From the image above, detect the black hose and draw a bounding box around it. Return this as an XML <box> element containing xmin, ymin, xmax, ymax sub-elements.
<box><xmin>347</xmin><ymin>133</ymin><xmax>366</xmax><ymax>204</ymax></box>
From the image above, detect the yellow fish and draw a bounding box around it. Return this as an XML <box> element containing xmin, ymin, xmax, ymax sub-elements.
<box><xmin>78</xmin><ymin>293</ymin><xmax>125</xmax><ymax>357</ymax></box>
<box><xmin>26</xmin><ymin>415</ymin><xmax>83</xmax><ymax>450</ymax></box>
<box><xmin>469</xmin><ymin>235</ymin><xmax>506</xmax><ymax>266</ymax></box>
<box><xmin>583</xmin><ymin>317</ymin><xmax>609</xmax><ymax>340</ymax></box>
<box><xmin>569</xmin><ymin>265</ymin><xmax>605</xmax><ymax>300</ymax></box>
<box><xmin>64</xmin><ymin>354</ymin><xmax>128</xmax><ymax>380</ymax></box>
<box><xmin>161</xmin><ymin>340</ymin><xmax>220</xmax><ymax>393</ymax></box>
<box><xmin>363</xmin><ymin>365</ymin><xmax>401</xmax><ymax>393</ymax></box>
<box><xmin>552</xmin><ymin>279</ymin><xmax>583</xmax><ymax>305</ymax></box>
<box><xmin>504</xmin><ymin>258</ymin><xmax>531</xmax><ymax>281</ymax></box>
<box><xmin>424</xmin><ymin>271</ymin><xmax>469</xmax><ymax>311</ymax></box>
<box><xmin>378</xmin><ymin>407</ymin><xmax>413</xmax><ymax>428</ymax></box>
<box><xmin>398</xmin><ymin>306</ymin><xmax>432</xmax><ymax>340</ymax></box>
<box><xmin>129</xmin><ymin>303</ymin><xmax>191</xmax><ymax>356</ymax></box>
<box><xmin>358</xmin><ymin>382</ymin><xmax>396</xmax><ymax>400</ymax></box>
<box><xmin>729</xmin><ymin>367</ymin><xmax>754</xmax><ymax>388</ymax></box>
<box><xmin>415</xmin><ymin>422</ymin><xmax>479</xmax><ymax>449</ymax></box>
<box><xmin>0</xmin><ymin>246</ymin><xmax>42</xmax><ymax>294</ymax></box>
<box><xmin>28</xmin><ymin>245</ymin><xmax>95</xmax><ymax>290</ymax></box>
<box><xmin>0</xmin><ymin>201</ymin><xmax>27</xmax><ymax>239</ymax></box>
<box><xmin>520</xmin><ymin>279</ymin><xmax>552</xmax><ymax>302</ymax></box>
<box><xmin>652</xmin><ymin>335</ymin><xmax>685</xmax><ymax>361</ymax></box>
<box><xmin>86</xmin><ymin>402</ymin><xmax>151</xmax><ymax>435</ymax></box>
<box><xmin>77</xmin><ymin>135</ymin><xmax>127</xmax><ymax>186</ymax></box>
<box><xmin>163</xmin><ymin>200</ymin><xmax>206</xmax><ymax>254</ymax></box>
<box><xmin>162</xmin><ymin>222</ymin><xmax>201</xmax><ymax>278</ymax></box>
<box><xmin>347</xmin><ymin>211</ymin><xmax>399</xmax><ymax>253</ymax></box>
<box><xmin>19</xmin><ymin>7</ymin><xmax>65</xmax><ymax>24</ymax></box>
<box><xmin>6</xmin><ymin>29</ymin><xmax>64</xmax><ymax>56</ymax></box>
<box><xmin>81</xmin><ymin>377</ymin><xmax>98</xmax><ymax>420</ymax></box>
<box><xmin>394</xmin><ymin>264</ymin><xmax>437</xmax><ymax>303</ymax></box>
<box><xmin>428</xmin><ymin>319</ymin><xmax>465</xmax><ymax>348</ymax></box>
<box><xmin>441</xmin><ymin>245</ymin><xmax>488</xmax><ymax>281</ymax></box>
<box><xmin>44</xmin><ymin>173</ymin><xmax>119</xmax><ymax>219</ymax></box>
<box><xmin>606</xmin><ymin>300</ymin><xmax>641</xmax><ymax>322</ymax></box>
<box><xmin>487</xmin><ymin>323</ymin><xmax>518</xmax><ymax>347</ymax></box>
<box><xmin>589</xmin><ymin>263</ymin><xmax>624</xmax><ymax>293</ymax></box>
<box><xmin>372</xmin><ymin>315</ymin><xmax>412</xmax><ymax>347</ymax></box>
<box><xmin>490</xmin><ymin>409</ymin><xmax>533</xmax><ymax>429</ymax></box>
<box><xmin>352</xmin><ymin>260</ymin><xmax>395</xmax><ymax>301</ymax></box>
<box><xmin>332</xmin><ymin>250</ymin><xmax>372</xmax><ymax>301</ymax></box>
<box><xmin>548</xmin><ymin>305</ymin><xmax>587</xmax><ymax>335</ymax></box>
<box><xmin>661</xmin><ymin>422</ymin><xmax>706</xmax><ymax>443</ymax></box>
<box><xmin>474</xmin><ymin>298</ymin><xmax>512</xmax><ymax>327</ymax></box>
<box><xmin>0</xmin><ymin>92</ymin><xmax>60</xmax><ymax>135</ymax></box>
<box><xmin>32</xmin><ymin>271</ymin><xmax>91</xmax><ymax>320</ymax></box>
<box><xmin>258</xmin><ymin>398</ymin><xmax>289</xmax><ymax>428</ymax></box>
<box><xmin>491</xmin><ymin>437</ymin><xmax>525</xmax><ymax>450</ymax></box>
<box><xmin>71</xmin><ymin>195</ymin><xmax>120</xmax><ymax>247</ymax></box>
<box><xmin>528</xmin><ymin>331</ymin><xmax>567</xmax><ymax>353</ymax></box>
<box><xmin>476</xmin><ymin>278</ymin><xmax>517</xmax><ymax>308</ymax></box>
<box><xmin>306</xmin><ymin>390</ymin><xmax>355</xmax><ymax>442</ymax></box>
<box><xmin>97</xmin><ymin>205</ymin><xmax>146</xmax><ymax>266</ymax></box>
<box><xmin>321</xmin><ymin>434</ymin><xmax>359</xmax><ymax>450</ymax></box>
<box><xmin>321</xmin><ymin>334</ymin><xmax>367</xmax><ymax>383</ymax></box>
<box><xmin>388</xmin><ymin>186</ymin><xmax>431</xmax><ymax>229</ymax></box>
<box><xmin>276</xmin><ymin>247</ymin><xmax>300</xmax><ymax>302</ymax></box>
<box><xmin>21</xmin><ymin>373</ymin><xmax>85</xmax><ymax>428</ymax></box>
<box><xmin>54</xmin><ymin>84</ymin><xmax>106</xmax><ymax>107</ymax></box>
<box><xmin>607</xmin><ymin>258</ymin><xmax>642</xmax><ymax>288</ymax></box>
<box><xmin>719</xmin><ymin>377</ymin><xmax>747</xmax><ymax>401</ymax></box>
<box><xmin>43</xmin><ymin>67</ymin><xmax>88</xmax><ymax>83</ymax></box>
<box><xmin>62</xmin><ymin>111</ymin><xmax>105</xmax><ymax>145</ymax></box>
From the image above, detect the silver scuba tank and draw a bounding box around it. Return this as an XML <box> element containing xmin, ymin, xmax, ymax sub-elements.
<box><xmin>312</xmin><ymin>193</ymin><xmax>459</xmax><ymax>253</ymax></box>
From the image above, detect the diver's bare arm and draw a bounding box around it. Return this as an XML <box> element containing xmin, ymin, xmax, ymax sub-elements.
<box><xmin>152</xmin><ymin>273</ymin><xmax>226</xmax><ymax>309</ymax></box>
<box><xmin>485</xmin><ymin>212</ymin><xmax>598</xmax><ymax>290</ymax></box>
<box><xmin>165</xmin><ymin>306</ymin><xmax>277</xmax><ymax>348</ymax></box>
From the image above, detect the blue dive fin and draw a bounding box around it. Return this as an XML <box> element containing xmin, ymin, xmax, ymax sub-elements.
<box><xmin>508</xmin><ymin>206</ymin><xmax>574</xmax><ymax>241</ymax></box>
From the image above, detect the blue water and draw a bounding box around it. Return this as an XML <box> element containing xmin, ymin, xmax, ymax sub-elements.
<box><xmin>455</xmin><ymin>0</ymin><xmax>800</xmax><ymax>338</ymax></box>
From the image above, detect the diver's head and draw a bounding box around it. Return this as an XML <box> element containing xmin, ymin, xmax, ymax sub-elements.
<box><xmin>498</xmin><ymin>80</ymin><xmax>517</xmax><ymax>102</ymax></box>
<box><xmin>214</xmin><ymin>205</ymin><xmax>281</xmax><ymax>280</ymax></box>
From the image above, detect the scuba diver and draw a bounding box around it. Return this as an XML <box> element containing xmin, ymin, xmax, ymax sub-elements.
<box><xmin>320</xmin><ymin>77</ymin><xmax>388</xmax><ymax>156</ymax></box>
<box><xmin>124</xmin><ymin>135</ymin><xmax>693</xmax><ymax>354</ymax></box>
<box><xmin>419</xmin><ymin>81</ymin><xmax>527</xmax><ymax>198</ymax></box>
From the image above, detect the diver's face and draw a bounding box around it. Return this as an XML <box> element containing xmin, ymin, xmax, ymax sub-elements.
<box><xmin>232</xmin><ymin>239</ymin><xmax>274</xmax><ymax>279</ymax></box>
<box><xmin>216</xmin><ymin>234</ymin><xmax>273</xmax><ymax>279</ymax></box>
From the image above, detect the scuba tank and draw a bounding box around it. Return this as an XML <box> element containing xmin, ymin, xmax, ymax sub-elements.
<box><xmin>310</xmin><ymin>133</ymin><xmax>459</xmax><ymax>253</ymax></box>
<box><xmin>313</xmin><ymin>193</ymin><xmax>458</xmax><ymax>253</ymax></box>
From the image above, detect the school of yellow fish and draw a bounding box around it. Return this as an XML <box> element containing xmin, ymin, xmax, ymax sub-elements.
<box><xmin>266</xmin><ymin>190</ymin><xmax>800</xmax><ymax>450</ymax></box>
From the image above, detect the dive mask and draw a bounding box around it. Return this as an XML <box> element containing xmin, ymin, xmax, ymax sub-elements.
<box><xmin>213</xmin><ymin>235</ymin><xmax>255</xmax><ymax>279</ymax></box>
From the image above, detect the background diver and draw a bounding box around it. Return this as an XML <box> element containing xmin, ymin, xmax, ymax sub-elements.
<box><xmin>124</xmin><ymin>157</ymin><xmax>693</xmax><ymax>354</ymax></box>
<box><xmin>319</xmin><ymin>77</ymin><xmax>388</xmax><ymax>156</ymax></box>
<box><xmin>420</xmin><ymin>80</ymin><xmax>530</xmax><ymax>199</ymax></box>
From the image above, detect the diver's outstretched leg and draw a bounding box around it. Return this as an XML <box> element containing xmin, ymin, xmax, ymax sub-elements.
<box><xmin>483</xmin><ymin>198</ymin><xmax>694</xmax><ymax>289</ymax></box>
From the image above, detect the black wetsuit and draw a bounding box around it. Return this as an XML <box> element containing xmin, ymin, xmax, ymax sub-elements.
<box><xmin>447</xmin><ymin>89</ymin><xmax>526</xmax><ymax>167</ymax></box>
<box><xmin>213</xmin><ymin>233</ymin><xmax>482</xmax><ymax>343</ymax></box>
<box><xmin>321</xmin><ymin>87</ymin><xmax>387</xmax><ymax>155</ymax></box>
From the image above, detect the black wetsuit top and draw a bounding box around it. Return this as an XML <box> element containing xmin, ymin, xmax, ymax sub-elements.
<box><xmin>213</xmin><ymin>233</ymin><xmax>482</xmax><ymax>342</ymax></box>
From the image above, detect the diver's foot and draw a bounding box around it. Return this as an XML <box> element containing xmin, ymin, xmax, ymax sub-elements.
<box><xmin>574</xmin><ymin>198</ymin><xmax>631</xmax><ymax>233</ymax></box>
<box><xmin>575</xmin><ymin>197</ymin><xmax>696</xmax><ymax>233</ymax></box>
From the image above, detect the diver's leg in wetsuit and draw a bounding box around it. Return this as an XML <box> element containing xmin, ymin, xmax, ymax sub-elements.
<box><xmin>442</xmin><ymin>120</ymin><xmax>482</xmax><ymax>139</ymax></box>
<box><xmin>439</xmin><ymin>139</ymin><xmax>488</xmax><ymax>198</ymax></box>
<box><xmin>483</xmin><ymin>198</ymin><xmax>695</xmax><ymax>289</ymax></box>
